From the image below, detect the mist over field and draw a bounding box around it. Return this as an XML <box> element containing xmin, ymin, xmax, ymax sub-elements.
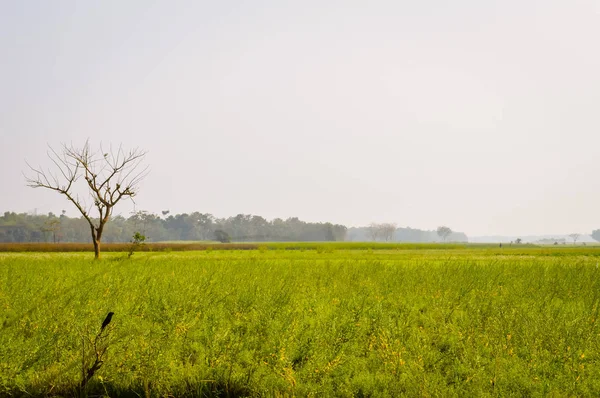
<box><xmin>2</xmin><ymin>1</ymin><xmax>600</xmax><ymax>237</ymax></box>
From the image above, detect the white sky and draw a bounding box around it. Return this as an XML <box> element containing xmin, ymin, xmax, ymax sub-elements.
<box><xmin>1</xmin><ymin>0</ymin><xmax>599</xmax><ymax>236</ymax></box>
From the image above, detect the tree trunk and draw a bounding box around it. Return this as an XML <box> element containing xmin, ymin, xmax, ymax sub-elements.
<box><xmin>93</xmin><ymin>238</ymin><xmax>100</xmax><ymax>259</ymax></box>
<box><xmin>89</xmin><ymin>225</ymin><xmax>101</xmax><ymax>260</ymax></box>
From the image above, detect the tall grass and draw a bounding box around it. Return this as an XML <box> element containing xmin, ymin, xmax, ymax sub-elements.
<box><xmin>1</xmin><ymin>249</ymin><xmax>599</xmax><ymax>396</ymax></box>
<box><xmin>0</xmin><ymin>241</ymin><xmax>472</xmax><ymax>252</ymax></box>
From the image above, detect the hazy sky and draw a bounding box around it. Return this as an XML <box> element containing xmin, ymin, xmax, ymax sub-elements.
<box><xmin>1</xmin><ymin>0</ymin><xmax>599</xmax><ymax>236</ymax></box>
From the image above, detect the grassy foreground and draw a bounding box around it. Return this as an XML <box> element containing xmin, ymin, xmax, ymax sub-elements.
<box><xmin>1</xmin><ymin>247</ymin><xmax>600</xmax><ymax>396</ymax></box>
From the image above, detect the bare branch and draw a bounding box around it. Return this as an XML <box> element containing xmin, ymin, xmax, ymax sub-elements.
<box><xmin>25</xmin><ymin>141</ymin><xmax>148</xmax><ymax>259</ymax></box>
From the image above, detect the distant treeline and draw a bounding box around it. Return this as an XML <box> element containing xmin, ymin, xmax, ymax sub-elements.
<box><xmin>347</xmin><ymin>227</ymin><xmax>468</xmax><ymax>243</ymax></box>
<box><xmin>0</xmin><ymin>211</ymin><xmax>347</xmax><ymax>243</ymax></box>
<box><xmin>0</xmin><ymin>211</ymin><xmax>468</xmax><ymax>243</ymax></box>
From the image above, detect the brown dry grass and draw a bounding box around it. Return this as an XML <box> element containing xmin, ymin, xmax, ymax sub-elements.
<box><xmin>0</xmin><ymin>242</ymin><xmax>260</xmax><ymax>252</ymax></box>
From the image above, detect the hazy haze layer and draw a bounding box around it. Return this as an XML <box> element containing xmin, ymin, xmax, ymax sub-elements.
<box><xmin>1</xmin><ymin>0</ymin><xmax>599</xmax><ymax>236</ymax></box>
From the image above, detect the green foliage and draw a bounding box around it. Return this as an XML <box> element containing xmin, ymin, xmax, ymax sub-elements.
<box><xmin>2</xmin><ymin>248</ymin><xmax>600</xmax><ymax>396</ymax></box>
<box><xmin>127</xmin><ymin>232</ymin><xmax>146</xmax><ymax>258</ymax></box>
<box><xmin>0</xmin><ymin>211</ymin><xmax>349</xmax><ymax>243</ymax></box>
<box><xmin>213</xmin><ymin>229</ymin><xmax>231</xmax><ymax>243</ymax></box>
<box><xmin>2</xmin><ymin>241</ymin><xmax>600</xmax><ymax>254</ymax></box>
<box><xmin>436</xmin><ymin>226</ymin><xmax>453</xmax><ymax>241</ymax></box>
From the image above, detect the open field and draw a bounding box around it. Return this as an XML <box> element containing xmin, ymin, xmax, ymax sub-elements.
<box><xmin>2</xmin><ymin>246</ymin><xmax>600</xmax><ymax>396</ymax></box>
<box><xmin>1</xmin><ymin>241</ymin><xmax>596</xmax><ymax>253</ymax></box>
<box><xmin>0</xmin><ymin>242</ymin><xmax>474</xmax><ymax>253</ymax></box>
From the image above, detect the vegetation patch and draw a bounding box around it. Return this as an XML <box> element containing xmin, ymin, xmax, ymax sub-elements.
<box><xmin>1</xmin><ymin>247</ymin><xmax>600</xmax><ymax>396</ymax></box>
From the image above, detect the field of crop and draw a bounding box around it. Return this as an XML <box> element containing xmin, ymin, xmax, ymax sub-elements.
<box><xmin>0</xmin><ymin>241</ymin><xmax>473</xmax><ymax>253</ymax></box>
<box><xmin>2</xmin><ymin>245</ymin><xmax>600</xmax><ymax>397</ymax></box>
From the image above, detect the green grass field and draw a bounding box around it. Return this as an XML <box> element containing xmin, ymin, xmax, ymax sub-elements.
<box><xmin>2</xmin><ymin>245</ymin><xmax>600</xmax><ymax>396</ymax></box>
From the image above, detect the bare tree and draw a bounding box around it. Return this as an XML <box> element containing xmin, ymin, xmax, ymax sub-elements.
<box><xmin>25</xmin><ymin>141</ymin><xmax>148</xmax><ymax>259</ymax></box>
<box><xmin>380</xmin><ymin>223</ymin><xmax>397</xmax><ymax>242</ymax></box>
<box><xmin>568</xmin><ymin>233</ymin><xmax>581</xmax><ymax>244</ymax></box>
<box><xmin>367</xmin><ymin>223</ymin><xmax>397</xmax><ymax>242</ymax></box>
<box><xmin>367</xmin><ymin>223</ymin><xmax>381</xmax><ymax>241</ymax></box>
<box><xmin>436</xmin><ymin>226</ymin><xmax>453</xmax><ymax>242</ymax></box>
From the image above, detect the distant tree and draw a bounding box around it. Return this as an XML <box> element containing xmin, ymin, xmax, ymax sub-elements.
<box><xmin>515</xmin><ymin>238</ymin><xmax>522</xmax><ymax>244</ymax></box>
<box><xmin>367</xmin><ymin>223</ymin><xmax>381</xmax><ymax>241</ymax></box>
<box><xmin>214</xmin><ymin>229</ymin><xmax>231</xmax><ymax>243</ymax></box>
<box><xmin>324</xmin><ymin>223</ymin><xmax>335</xmax><ymax>241</ymax></box>
<box><xmin>568</xmin><ymin>233</ymin><xmax>580</xmax><ymax>244</ymax></box>
<box><xmin>25</xmin><ymin>141</ymin><xmax>148</xmax><ymax>259</ymax></box>
<box><xmin>380</xmin><ymin>223</ymin><xmax>397</xmax><ymax>242</ymax></box>
<box><xmin>130</xmin><ymin>210</ymin><xmax>151</xmax><ymax>238</ymax></box>
<box><xmin>161</xmin><ymin>210</ymin><xmax>170</xmax><ymax>217</ymax></box>
<box><xmin>436</xmin><ymin>226</ymin><xmax>452</xmax><ymax>242</ymax></box>
<box><xmin>366</xmin><ymin>223</ymin><xmax>396</xmax><ymax>242</ymax></box>
<box><xmin>42</xmin><ymin>217</ymin><xmax>61</xmax><ymax>243</ymax></box>
<box><xmin>591</xmin><ymin>230</ymin><xmax>600</xmax><ymax>242</ymax></box>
